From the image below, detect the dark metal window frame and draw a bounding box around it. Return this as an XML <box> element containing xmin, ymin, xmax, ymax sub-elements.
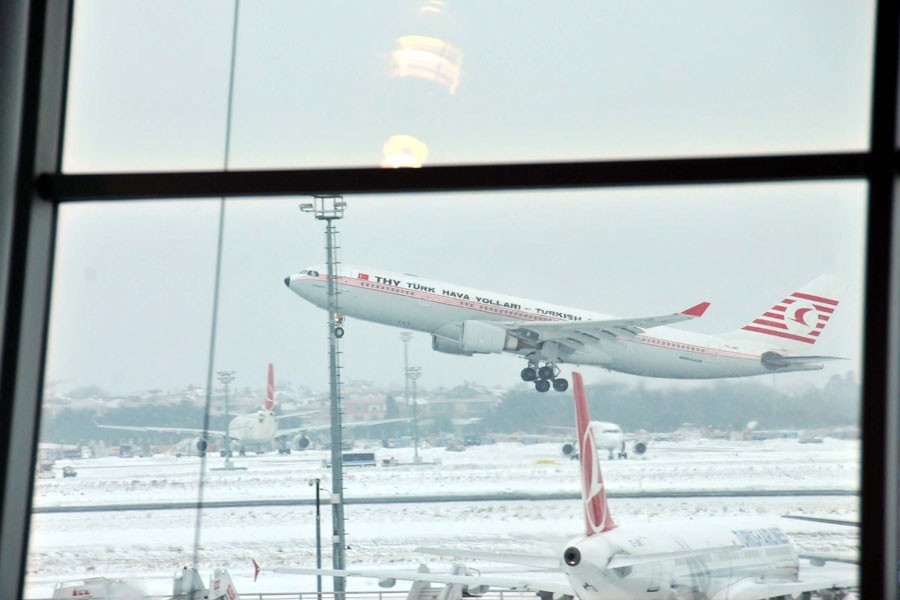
<box><xmin>1</xmin><ymin>1</ymin><xmax>897</xmax><ymax>599</ymax></box>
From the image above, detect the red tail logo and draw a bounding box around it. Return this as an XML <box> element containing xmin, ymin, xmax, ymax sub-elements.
<box><xmin>573</xmin><ymin>372</ymin><xmax>616</xmax><ymax>535</ymax></box>
<box><xmin>742</xmin><ymin>291</ymin><xmax>838</xmax><ymax>345</ymax></box>
<box><xmin>265</xmin><ymin>363</ymin><xmax>275</xmax><ymax>412</ymax></box>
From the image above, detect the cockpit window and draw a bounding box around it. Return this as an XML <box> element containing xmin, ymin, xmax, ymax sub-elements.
<box><xmin>308</xmin><ymin>270</ymin><xmax>319</xmax><ymax>277</ymax></box>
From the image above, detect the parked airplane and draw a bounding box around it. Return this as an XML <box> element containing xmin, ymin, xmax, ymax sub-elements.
<box><xmin>557</xmin><ymin>421</ymin><xmax>648</xmax><ymax>460</ymax></box>
<box><xmin>285</xmin><ymin>267</ymin><xmax>845</xmax><ymax>392</ymax></box>
<box><xmin>260</xmin><ymin>372</ymin><xmax>854</xmax><ymax>599</ymax></box>
<box><xmin>97</xmin><ymin>364</ymin><xmax>402</xmax><ymax>456</ymax></box>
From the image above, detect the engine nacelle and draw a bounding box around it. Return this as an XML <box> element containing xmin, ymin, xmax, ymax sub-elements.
<box><xmin>633</xmin><ymin>441</ymin><xmax>647</xmax><ymax>456</ymax></box>
<box><xmin>463</xmin><ymin>585</ymin><xmax>489</xmax><ymax>597</ymax></box>
<box><xmin>561</xmin><ymin>442</ymin><xmax>576</xmax><ymax>456</ymax></box>
<box><xmin>292</xmin><ymin>434</ymin><xmax>310</xmax><ymax>451</ymax></box>
<box><xmin>432</xmin><ymin>335</ymin><xmax>474</xmax><ymax>356</ymax></box>
<box><xmin>194</xmin><ymin>437</ymin><xmax>208</xmax><ymax>455</ymax></box>
<box><xmin>432</xmin><ymin>321</ymin><xmax>518</xmax><ymax>356</ymax></box>
<box><xmin>378</xmin><ymin>578</ymin><xmax>396</xmax><ymax>588</ymax></box>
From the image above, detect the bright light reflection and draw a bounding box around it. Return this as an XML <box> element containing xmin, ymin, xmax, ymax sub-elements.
<box><xmin>381</xmin><ymin>135</ymin><xmax>429</xmax><ymax>168</ymax></box>
<box><xmin>390</xmin><ymin>35</ymin><xmax>462</xmax><ymax>94</ymax></box>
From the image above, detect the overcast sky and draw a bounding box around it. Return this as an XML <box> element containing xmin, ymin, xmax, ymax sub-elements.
<box><xmin>45</xmin><ymin>1</ymin><xmax>873</xmax><ymax>397</ymax></box>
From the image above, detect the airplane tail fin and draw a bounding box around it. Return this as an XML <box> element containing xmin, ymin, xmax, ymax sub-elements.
<box><xmin>265</xmin><ymin>363</ymin><xmax>275</xmax><ymax>412</ymax></box>
<box><xmin>210</xmin><ymin>568</ymin><xmax>241</xmax><ymax>600</ymax></box>
<box><xmin>573</xmin><ymin>372</ymin><xmax>616</xmax><ymax>536</ymax></box>
<box><xmin>725</xmin><ymin>274</ymin><xmax>845</xmax><ymax>353</ymax></box>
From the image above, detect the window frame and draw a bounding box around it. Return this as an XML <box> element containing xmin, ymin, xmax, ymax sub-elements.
<box><xmin>1</xmin><ymin>1</ymin><xmax>897</xmax><ymax>599</ymax></box>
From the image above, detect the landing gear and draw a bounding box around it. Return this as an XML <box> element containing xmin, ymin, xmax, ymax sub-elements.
<box><xmin>334</xmin><ymin>326</ymin><xmax>345</xmax><ymax>338</ymax></box>
<box><xmin>527</xmin><ymin>361</ymin><xmax>569</xmax><ymax>393</ymax></box>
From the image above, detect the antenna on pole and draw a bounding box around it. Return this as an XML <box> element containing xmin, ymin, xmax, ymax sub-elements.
<box><xmin>300</xmin><ymin>195</ymin><xmax>347</xmax><ymax>595</ymax></box>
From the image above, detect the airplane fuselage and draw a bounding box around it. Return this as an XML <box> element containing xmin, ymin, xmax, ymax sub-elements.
<box><xmin>286</xmin><ymin>266</ymin><xmax>819</xmax><ymax>379</ymax></box>
<box><xmin>227</xmin><ymin>411</ymin><xmax>279</xmax><ymax>447</ymax></box>
<box><xmin>564</xmin><ymin>519</ymin><xmax>798</xmax><ymax>599</ymax></box>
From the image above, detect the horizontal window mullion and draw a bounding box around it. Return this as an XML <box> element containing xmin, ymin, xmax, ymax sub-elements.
<box><xmin>38</xmin><ymin>152</ymin><xmax>872</xmax><ymax>201</ymax></box>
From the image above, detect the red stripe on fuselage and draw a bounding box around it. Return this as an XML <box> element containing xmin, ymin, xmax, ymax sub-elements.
<box><xmin>792</xmin><ymin>292</ymin><xmax>839</xmax><ymax>306</ymax></box>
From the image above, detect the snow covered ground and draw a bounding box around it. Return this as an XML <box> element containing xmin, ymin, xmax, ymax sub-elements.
<box><xmin>24</xmin><ymin>439</ymin><xmax>859</xmax><ymax>598</ymax></box>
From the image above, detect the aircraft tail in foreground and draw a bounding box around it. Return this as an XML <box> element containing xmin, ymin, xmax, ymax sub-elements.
<box><xmin>265</xmin><ymin>362</ymin><xmax>276</xmax><ymax>412</ymax></box>
<box><xmin>573</xmin><ymin>372</ymin><xmax>616</xmax><ymax>535</ymax></box>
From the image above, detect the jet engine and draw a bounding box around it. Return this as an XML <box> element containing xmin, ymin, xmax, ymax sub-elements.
<box><xmin>292</xmin><ymin>434</ymin><xmax>310</xmax><ymax>451</ymax></box>
<box><xmin>561</xmin><ymin>442</ymin><xmax>576</xmax><ymax>457</ymax></box>
<box><xmin>432</xmin><ymin>320</ymin><xmax>519</xmax><ymax>356</ymax></box>
<box><xmin>462</xmin><ymin>584</ymin><xmax>489</xmax><ymax>597</ymax></box>
<box><xmin>633</xmin><ymin>441</ymin><xmax>648</xmax><ymax>456</ymax></box>
<box><xmin>194</xmin><ymin>437</ymin><xmax>208</xmax><ymax>456</ymax></box>
<box><xmin>378</xmin><ymin>578</ymin><xmax>396</xmax><ymax>588</ymax></box>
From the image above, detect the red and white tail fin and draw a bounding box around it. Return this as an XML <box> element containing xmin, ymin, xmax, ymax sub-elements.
<box><xmin>573</xmin><ymin>372</ymin><xmax>616</xmax><ymax>536</ymax></box>
<box><xmin>726</xmin><ymin>274</ymin><xmax>845</xmax><ymax>353</ymax></box>
<box><xmin>265</xmin><ymin>363</ymin><xmax>275</xmax><ymax>412</ymax></box>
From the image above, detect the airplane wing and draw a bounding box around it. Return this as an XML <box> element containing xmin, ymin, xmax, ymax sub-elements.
<box><xmin>95</xmin><ymin>423</ymin><xmax>226</xmax><ymax>438</ymax></box>
<box><xmin>781</xmin><ymin>514</ymin><xmax>859</xmax><ymax>527</ymax></box>
<box><xmin>276</xmin><ymin>418</ymin><xmax>410</xmax><ymax>439</ymax></box>
<box><xmin>260</xmin><ymin>564</ymin><xmax>575</xmax><ymax>596</ymax></box>
<box><xmin>415</xmin><ymin>547</ymin><xmax>560</xmax><ymax>569</ymax></box>
<box><xmin>711</xmin><ymin>566</ymin><xmax>857</xmax><ymax>600</ymax></box>
<box><xmin>275</xmin><ymin>410</ymin><xmax>320</xmax><ymax>420</ymax></box>
<box><xmin>496</xmin><ymin>302</ymin><xmax>710</xmax><ymax>346</ymax></box>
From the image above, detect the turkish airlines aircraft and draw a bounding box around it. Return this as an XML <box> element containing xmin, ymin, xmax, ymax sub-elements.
<box><xmin>284</xmin><ymin>266</ymin><xmax>845</xmax><ymax>392</ymax></box>
<box><xmin>98</xmin><ymin>364</ymin><xmax>402</xmax><ymax>455</ymax></box>
<box><xmin>260</xmin><ymin>372</ymin><xmax>854</xmax><ymax>599</ymax></box>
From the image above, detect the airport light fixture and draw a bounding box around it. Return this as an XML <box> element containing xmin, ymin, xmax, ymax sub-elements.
<box><xmin>300</xmin><ymin>195</ymin><xmax>347</xmax><ymax>592</ymax></box>
<box><xmin>406</xmin><ymin>366</ymin><xmax>422</xmax><ymax>463</ymax></box>
<box><xmin>216</xmin><ymin>370</ymin><xmax>236</xmax><ymax>468</ymax></box>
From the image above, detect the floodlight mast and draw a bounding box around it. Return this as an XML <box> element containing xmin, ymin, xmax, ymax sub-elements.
<box><xmin>299</xmin><ymin>195</ymin><xmax>347</xmax><ymax>594</ymax></box>
<box><xmin>216</xmin><ymin>370</ymin><xmax>236</xmax><ymax>468</ymax></box>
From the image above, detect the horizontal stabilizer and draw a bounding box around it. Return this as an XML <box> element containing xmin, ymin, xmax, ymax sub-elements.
<box><xmin>606</xmin><ymin>545</ymin><xmax>741</xmax><ymax>570</ymax></box>
<box><xmin>781</xmin><ymin>514</ymin><xmax>859</xmax><ymax>527</ymax></box>
<box><xmin>799</xmin><ymin>552</ymin><xmax>858</xmax><ymax>566</ymax></box>
<box><xmin>761</xmin><ymin>354</ymin><xmax>847</xmax><ymax>369</ymax></box>
<box><xmin>415</xmin><ymin>547</ymin><xmax>559</xmax><ymax>569</ymax></box>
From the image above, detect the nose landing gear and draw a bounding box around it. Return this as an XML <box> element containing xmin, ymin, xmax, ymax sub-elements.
<box><xmin>521</xmin><ymin>362</ymin><xmax>568</xmax><ymax>393</ymax></box>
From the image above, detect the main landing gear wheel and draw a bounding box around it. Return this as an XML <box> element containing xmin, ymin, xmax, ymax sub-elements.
<box><xmin>535</xmin><ymin>379</ymin><xmax>551</xmax><ymax>393</ymax></box>
<box><xmin>553</xmin><ymin>378</ymin><xmax>569</xmax><ymax>392</ymax></box>
<box><xmin>520</xmin><ymin>367</ymin><xmax>537</xmax><ymax>382</ymax></box>
<box><xmin>334</xmin><ymin>326</ymin><xmax>345</xmax><ymax>338</ymax></box>
<box><xmin>538</xmin><ymin>365</ymin><xmax>555</xmax><ymax>380</ymax></box>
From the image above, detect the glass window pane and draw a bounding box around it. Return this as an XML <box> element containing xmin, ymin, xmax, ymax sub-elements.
<box><xmin>29</xmin><ymin>184</ymin><xmax>862</xmax><ymax>596</ymax></box>
<box><xmin>63</xmin><ymin>2</ymin><xmax>875</xmax><ymax>173</ymax></box>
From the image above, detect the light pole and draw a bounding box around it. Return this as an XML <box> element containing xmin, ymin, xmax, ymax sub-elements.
<box><xmin>400</xmin><ymin>332</ymin><xmax>412</xmax><ymax>451</ymax></box>
<box><xmin>406</xmin><ymin>367</ymin><xmax>422</xmax><ymax>463</ymax></box>
<box><xmin>300</xmin><ymin>195</ymin><xmax>347</xmax><ymax>594</ymax></box>
<box><xmin>308</xmin><ymin>478</ymin><xmax>325</xmax><ymax>600</ymax></box>
<box><xmin>216</xmin><ymin>370</ymin><xmax>236</xmax><ymax>468</ymax></box>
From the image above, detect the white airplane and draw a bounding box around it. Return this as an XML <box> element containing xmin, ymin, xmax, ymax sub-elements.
<box><xmin>260</xmin><ymin>372</ymin><xmax>855</xmax><ymax>599</ymax></box>
<box><xmin>97</xmin><ymin>364</ymin><xmax>402</xmax><ymax>455</ymax></box>
<box><xmin>558</xmin><ymin>422</ymin><xmax>648</xmax><ymax>460</ymax></box>
<box><xmin>284</xmin><ymin>267</ymin><xmax>845</xmax><ymax>392</ymax></box>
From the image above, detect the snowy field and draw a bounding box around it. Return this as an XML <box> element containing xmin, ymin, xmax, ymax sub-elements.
<box><xmin>24</xmin><ymin>439</ymin><xmax>860</xmax><ymax>598</ymax></box>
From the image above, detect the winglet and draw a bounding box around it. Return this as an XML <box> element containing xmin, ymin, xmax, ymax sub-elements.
<box><xmin>573</xmin><ymin>372</ymin><xmax>616</xmax><ymax>535</ymax></box>
<box><xmin>252</xmin><ymin>558</ymin><xmax>261</xmax><ymax>582</ymax></box>
<box><xmin>681</xmin><ymin>301</ymin><xmax>710</xmax><ymax>318</ymax></box>
<box><xmin>265</xmin><ymin>363</ymin><xmax>275</xmax><ymax>412</ymax></box>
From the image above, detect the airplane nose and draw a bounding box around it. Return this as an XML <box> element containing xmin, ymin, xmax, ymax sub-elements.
<box><xmin>284</xmin><ymin>276</ymin><xmax>291</xmax><ymax>287</ymax></box>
